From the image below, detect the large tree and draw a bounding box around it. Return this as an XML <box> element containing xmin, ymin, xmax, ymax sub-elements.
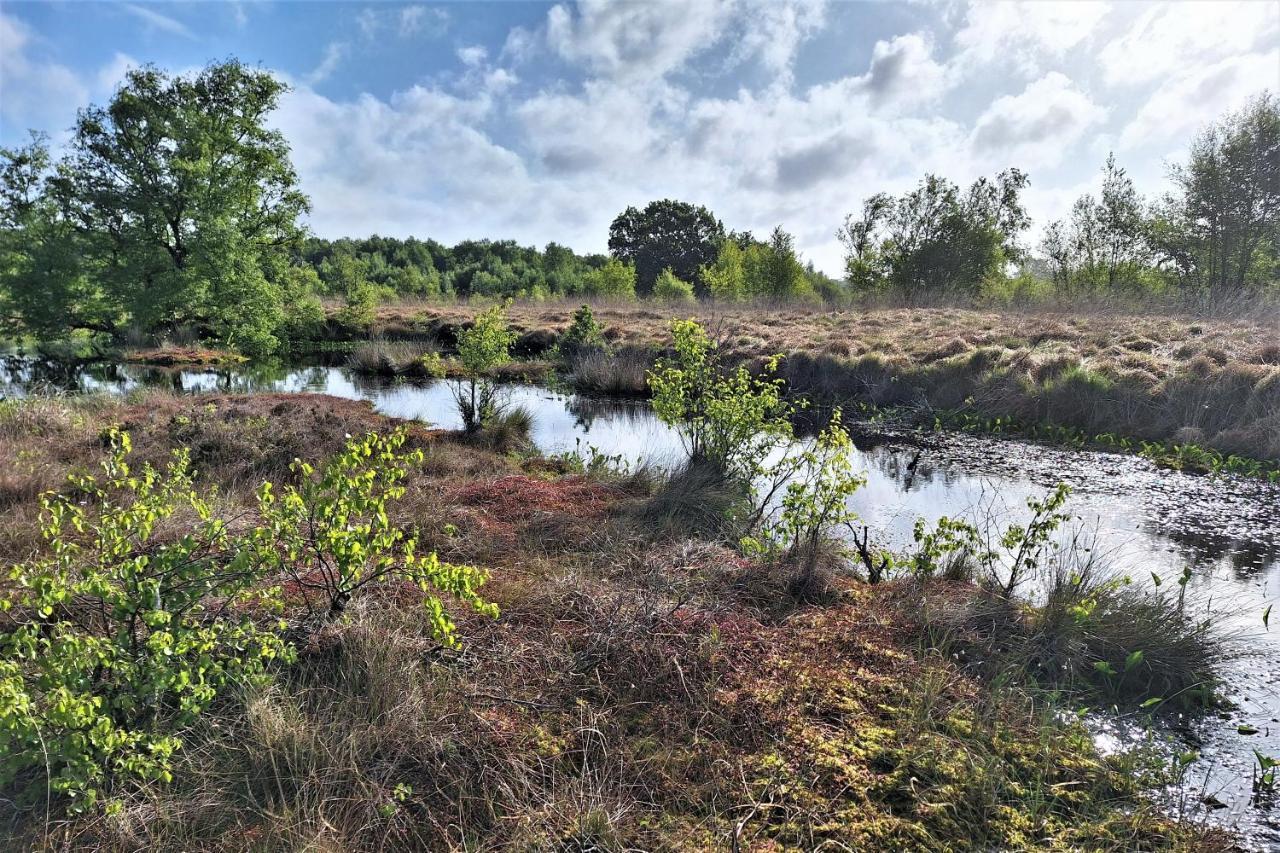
<box><xmin>1</xmin><ymin>134</ymin><xmax>118</xmax><ymax>336</ymax></box>
<box><xmin>1151</xmin><ymin>91</ymin><xmax>1280</xmax><ymax>292</ymax></box>
<box><xmin>49</xmin><ymin>60</ymin><xmax>309</xmax><ymax>353</ymax></box>
<box><xmin>607</xmin><ymin>199</ymin><xmax>725</xmax><ymax>296</ymax></box>
<box><xmin>839</xmin><ymin>170</ymin><xmax>1030</xmax><ymax>298</ymax></box>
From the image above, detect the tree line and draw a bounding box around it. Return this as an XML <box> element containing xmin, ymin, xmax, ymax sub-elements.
<box><xmin>0</xmin><ymin>58</ymin><xmax>1275</xmax><ymax>356</ymax></box>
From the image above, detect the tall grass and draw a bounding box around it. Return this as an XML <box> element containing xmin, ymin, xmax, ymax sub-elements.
<box><xmin>568</xmin><ymin>346</ymin><xmax>652</xmax><ymax>396</ymax></box>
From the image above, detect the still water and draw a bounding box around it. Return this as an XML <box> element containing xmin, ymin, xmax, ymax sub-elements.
<box><xmin>4</xmin><ymin>356</ymin><xmax>1279</xmax><ymax>846</ymax></box>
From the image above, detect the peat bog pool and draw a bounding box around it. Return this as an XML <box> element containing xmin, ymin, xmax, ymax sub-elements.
<box><xmin>4</xmin><ymin>356</ymin><xmax>1279</xmax><ymax>847</ymax></box>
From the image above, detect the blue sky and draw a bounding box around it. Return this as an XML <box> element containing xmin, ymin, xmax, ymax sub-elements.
<box><xmin>2</xmin><ymin>1</ymin><xmax>1277</xmax><ymax>272</ymax></box>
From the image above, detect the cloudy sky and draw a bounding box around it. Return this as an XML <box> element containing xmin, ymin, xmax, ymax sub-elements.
<box><xmin>2</xmin><ymin>1</ymin><xmax>1277</xmax><ymax>272</ymax></box>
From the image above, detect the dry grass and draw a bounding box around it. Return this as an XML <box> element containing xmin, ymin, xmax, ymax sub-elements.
<box><xmin>0</xmin><ymin>393</ymin><xmax>1237</xmax><ymax>851</ymax></box>
<box><xmin>360</xmin><ymin>299</ymin><xmax>1280</xmax><ymax>459</ymax></box>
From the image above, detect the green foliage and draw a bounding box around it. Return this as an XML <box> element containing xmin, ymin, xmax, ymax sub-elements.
<box><xmin>0</xmin><ymin>133</ymin><xmax>117</xmax><ymax>338</ymax></box>
<box><xmin>748</xmin><ymin>411</ymin><xmax>867</xmax><ymax>588</ymax></box>
<box><xmin>583</xmin><ymin>257</ymin><xmax>637</xmax><ymax>299</ymax></box>
<box><xmin>839</xmin><ymin>170</ymin><xmax>1030</xmax><ymax>298</ymax></box>
<box><xmin>0</xmin><ymin>429</ymin><xmax>291</xmax><ymax>810</ymax></box>
<box><xmin>0</xmin><ymin>426</ymin><xmax>493</xmax><ymax>813</ymax></box>
<box><xmin>1156</xmin><ymin>91</ymin><xmax>1280</xmax><ymax>292</ymax></box>
<box><xmin>331</xmin><ymin>254</ymin><xmax>378</xmax><ymax>328</ymax></box>
<box><xmin>453</xmin><ymin>303</ymin><xmax>516</xmax><ymax>432</ymax></box>
<box><xmin>559</xmin><ymin>304</ymin><xmax>606</xmax><ymax>358</ymax></box>
<box><xmin>253</xmin><ymin>429</ymin><xmax>495</xmax><ymax>636</ymax></box>
<box><xmin>648</xmin><ymin>319</ymin><xmax>794</xmax><ymax>484</ymax></box>
<box><xmin>699</xmin><ymin>228</ymin><xmax>826</xmax><ymax>303</ymax></box>
<box><xmin>652</xmin><ymin>268</ymin><xmax>697</xmax><ymax>303</ymax></box>
<box><xmin>701</xmin><ymin>239</ymin><xmax>748</xmax><ymax>302</ymax></box>
<box><xmin>39</xmin><ymin>61</ymin><xmax>307</xmax><ymax>352</ymax></box>
<box><xmin>908</xmin><ymin>484</ymin><xmax>1072</xmax><ymax>596</ymax></box>
<box><xmin>608</xmin><ymin>199</ymin><xmax>725</xmax><ymax>296</ymax></box>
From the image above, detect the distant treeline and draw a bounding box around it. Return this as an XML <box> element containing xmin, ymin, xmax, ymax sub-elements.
<box><xmin>0</xmin><ymin>58</ymin><xmax>1275</xmax><ymax>356</ymax></box>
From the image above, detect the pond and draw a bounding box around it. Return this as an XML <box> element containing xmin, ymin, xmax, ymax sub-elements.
<box><xmin>3</xmin><ymin>355</ymin><xmax>1279</xmax><ymax>847</ymax></box>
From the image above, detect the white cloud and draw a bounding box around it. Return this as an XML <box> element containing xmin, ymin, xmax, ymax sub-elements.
<box><xmin>0</xmin><ymin>13</ymin><xmax>90</xmax><ymax>138</ymax></box>
<box><xmin>1118</xmin><ymin>51</ymin><xmax>1280</xmax><ymax>149</ymax></box>
<box><xmin>545</xmin><ymin>0</ymin><xmax>731</xmax><ymax>80</ymax></box>
<box><xmin>399</xmin><ymin>5</ymin><xmax>447</xmax><ymax>38</ymax></box>
<box><xmin>122</xmin><ymin>3</ymin><xmax>194</xmax><ymax>39</ymax></box>
<box><xmin>729</xmin><ymin>0</ymin><xmax>826</xmax><ymax>82</ymax></box>
<box><xmin>970</xmin><ymin>72</ymin><xmax>1106</xmax><ymax>168</ymax></box>
<box><xmin>1099</xmin><ymin>1</ymin><xmax>1279</xmax><ymax>87</ymax></box>
<box><xmin>852</xmin><ymin>33</ymin><xmax>952</xmax><ymax>108</ymax></box>
<box><xmin>953</xmin><ymin>0</ymin><xmax>1110</xmax><ymax>76</ymax></box>
<box><xmin>457</xmin><ymin>45</ymin><xmax>488</xmax><ymax>68</ymax></box>
<box><xmin>307</xmin><ymin>41</ymin><xmax>349</xmax><ymax>85</ymax></box>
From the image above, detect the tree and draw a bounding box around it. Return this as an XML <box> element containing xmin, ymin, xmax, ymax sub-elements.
<box><xmin>652</xmin><ymin>267</ymin><xmax>696</xmax><ymax>303</ymax></box>
<box><xmin>758</xmin><ymin>226</ymin><xmax>815</xmax><ymax>302</ymax></box>
<box><xmin>608</xmin><ymin>199</ymin><xmax>725</xmax><ymax>296</ymax></box>
<box><xmin>701</xmin><ymin>239</ymin><xmax>747</xmax><ymax>301</ymax></box>
<box><xmin>0</xmin><ymin>134</ymin><xmax>117</xmax><ymax>337</ymax></box>
<box><xmin>839</xmin><ymin>170</ymin><xmax>1030</xmax><ymax>298</ymax></box>
<box><xmin>583</xmin><ymin>256</ymin><xmax>637</xmax><ymax>298</ymax></box>
<box><xmin>453</xmin><ymin>303</ymin><xmax>516</xmax><ymax>432</ymax></box>
<box><xmin>1154</xmin><ymin>91</ymin><xmax>1280</xmax><ymax>291</ymax></box>
<box><xmin>1039</xmin><ymin>154</ymin><xmax>1150</xmax><ymax>294</ymax></box>
<box><xmin>49</xmin><ymin>61</ymin><xmax>309</xmax><ymax>353</ymax></box>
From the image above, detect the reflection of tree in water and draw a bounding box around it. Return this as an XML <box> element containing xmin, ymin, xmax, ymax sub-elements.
<box><xmin>2</xmin><ymin>356</ymin><xmax>99</xmax><ymax>393</ymax></box>
<box><xmin>563</xmin><ymin>394</ymin><xmax>657</xmax><ymax>432</ymax></box>
<box><xmin>1153</xmin><ymin>525</ymin><xmax>1280</xmax><ymax>581</ymax></box>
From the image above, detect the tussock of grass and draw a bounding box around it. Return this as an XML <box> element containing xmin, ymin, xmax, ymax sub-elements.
<box><xmin>906</xmin><ymin>561</ymin><xmax>1223</xmax><ymax>711</ymax></box>
<box><xmin>568</xmin><ymin>346</ymin><xmax>653</xmax><ymax>395</ymax></box>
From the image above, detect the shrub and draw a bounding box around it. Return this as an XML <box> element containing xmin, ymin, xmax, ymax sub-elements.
<box><xmin>751</xmin><ymin>411</ymin><xmax>866</xmax><ymax>597</ymax></box>
<box><xmin>253</xmin><ymin>428</ymin><xmax>496</xmax><ymax>637</ymax></box>
<box><xmin>0</xmin><ymin>427</ymin><xmax>495</xmax><ymax>813</ymax></box>
<box><xmin>647</xmin><ymin>319</ymin><xmax>794</xmax><ymax>483</ymax></box>
<box><xmin>583</xmin><ymin>257</ymin><xmax>637</xmax><ymax>299</ymax></box>
<box><xmin>906</xmin><ymin>483</ymin><xmax>1072</xmax><ymax>596</ymax></box>
<box><xmin>652</xmin><ymin>268</ymin><xmax>696</xmax><ymax>304</ymax></box>
<box><xmin>0</xmin><ymin>429</ymin><xmax>291</xmax><ymax>810</ymax></box>
<box><xmin>558</xmin><ymin>304</ymin><xmax>606</xmax><ymax>360</ymax></box>
<box><xmin>453</xmin><ymin>303</ymin><xmax>517</xmax><ymax>433</ymax></box>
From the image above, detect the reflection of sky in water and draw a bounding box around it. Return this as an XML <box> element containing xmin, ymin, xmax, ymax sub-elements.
<box><xmin>4</xmin><ymin>357</ymin><xmax>1278</xmax><ymax>843</ymax></box>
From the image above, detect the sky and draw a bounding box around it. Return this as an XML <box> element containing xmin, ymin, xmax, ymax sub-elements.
<box><xmin>1</xmin><ymin>1</ymin><xmax>1277</xmax><ymax>274</ymax></box>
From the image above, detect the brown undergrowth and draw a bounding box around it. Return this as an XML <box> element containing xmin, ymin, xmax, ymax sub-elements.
<box><xmin>0</xmin><ymin>393</ymin><xmax>1234</xmax><ymax>851</ymax></box>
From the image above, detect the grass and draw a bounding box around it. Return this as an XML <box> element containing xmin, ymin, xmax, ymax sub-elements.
<box><xmin>567</xmin><ymin>346</ymin><xmax>652</xmax><ymax>395</ymax></box>
<box><xmin>904</xmin><ymin>549</ymin><xmax>1223</xmax><ymax>712</ymax></box>
<box><xmin>0</xmin><ymin>392</ymin><xmax>1238</xmax><ymax>851</ymax></box>
<box><xmin>348</xmin><ymin>298</ymin><xmax>1280</xmax><ymax>462</ymax></box>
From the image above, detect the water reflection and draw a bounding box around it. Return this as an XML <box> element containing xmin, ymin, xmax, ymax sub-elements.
<box><xmin>3</xmin><ymin>356</ymin><xmax>1278</xmax><ymax>839</ymax></box>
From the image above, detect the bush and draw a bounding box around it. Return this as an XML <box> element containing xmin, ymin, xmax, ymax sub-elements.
<box><xmin>583</xmin><ymin>257</ymin><xmax>637</xmax><ymax>299</ymax></box>
<box><xmin>453</xmin><ymin>303</ymin><xmax>517</xmax><ymax>432</ymax></box>
<box><xmin>0</xmin><ymin>427</ymin><xmax>494</xmax><ymax>812</ymax></box>
<box><xmin>652</xmin><ymin>268</ymin><xmax>696</xmax><ymax>304</ymax></box>
<box><xmin>751</xmin><ymin>411</ymin><xmax>866</xmax><ymax>598</ymax></box>
<box><xmin>647</xmin><ymin>319</ymin><xmax>794</xmax><ymax>483</ymax></box>
<box><xmin>254</xmin><ymin>429</ymin><xmax>495</xmax><ymax>635</ymax></box>
<box><xmin>0</xmin><ymin>429</ymin><xmax>291</xmax><ymax>810</ymax></box>
<box><xmin>558</xmin><ymin>304</ymin><xmax>606</xmax><ymax>360</ymax></box>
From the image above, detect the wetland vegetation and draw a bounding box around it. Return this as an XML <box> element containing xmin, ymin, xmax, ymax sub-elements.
<box><xmin>1</xmin><ymin>49</ymin><xmax>1277</xmax><ymax>853</ymax></box>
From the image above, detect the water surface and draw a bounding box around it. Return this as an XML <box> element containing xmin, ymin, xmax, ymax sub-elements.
<box><xmin>4</xmin><ymin>356</ymin><xmax>1278</xmax><ymax>846</ymax></box>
